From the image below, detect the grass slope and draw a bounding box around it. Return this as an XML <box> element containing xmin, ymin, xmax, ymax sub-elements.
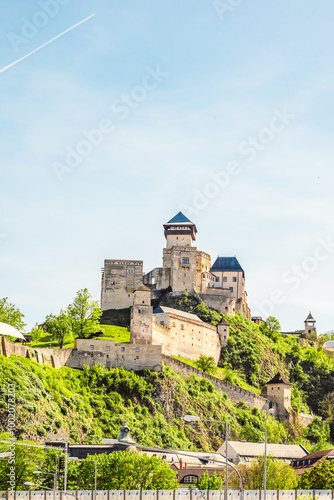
<box><xmin>0</xmin><ymin>354</ymin><xmax>288</xmax><ymax>451</ymax></box>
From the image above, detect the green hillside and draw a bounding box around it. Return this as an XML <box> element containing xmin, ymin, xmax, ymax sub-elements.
<box><xmin>0</xmin><ymin>354</ymin><xmax>289</xmax><ymax>451</ymax></box>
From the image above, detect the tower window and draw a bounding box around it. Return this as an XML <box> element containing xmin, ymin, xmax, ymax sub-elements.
<box><xmin>233</xmin><ymin>277</ymin><xmax>237</xmax><ymax>282</ymax></box>
<box><xmin>182</xmin><ymin>257</ymin><xmax>189</xmax><ymax>264</ymax></box>
<box><xmin>216</xmin><ymin>277</ymin><xmax>219</xmax><ymax>282</ymax></box>
<box><xmin>230</xmin><ymin>287</ymin><xmax>233</xmax><ymax>292</ymax></box>
<box><xmin>184</xmin><ymin>273</ymin><xmax>186</xmax><ymax>277</ymax></box>
<box><xmin>223</xmin><ymin>277</ymin><xmax>227</xmax><ymax>282</ymax></box>
<box><xmin>90</xmin><ymin>345</ymin><xmax>94</xmax><ymax>351</ymax></box>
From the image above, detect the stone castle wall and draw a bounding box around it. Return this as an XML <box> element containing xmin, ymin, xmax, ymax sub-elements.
<box><xmin>162</xmin><ymin>354</ymin><xmax>273</xmax><ymax>412</ymax></box>
<box><xmin>199</xmin><ymin>289</ymin><xmax>236</xmax><ymax>316</ymax></box>
<box><xmin>0</xmin><ymin>337</ymin><xmax>162</xmax><ymax>372</ymax></box>
<box><xmin>152</xmin><ymin>312</ymin><xmax>221</xmax><ymax>363</ymax></box>
<box><xmin>101</xmin><ymin>260</ymin><xmax>143</xmax><ymax>310</ymax></box>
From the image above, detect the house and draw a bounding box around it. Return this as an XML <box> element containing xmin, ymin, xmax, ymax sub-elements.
<box><xmin>290</xmin><ymin>449</ymin><xmax>334</xmax><ymax>475</ymax></box>
<box><xmin>216</xmin><ymin>441</ymin><xmax>309</xmax><ymax>465</ymax></box>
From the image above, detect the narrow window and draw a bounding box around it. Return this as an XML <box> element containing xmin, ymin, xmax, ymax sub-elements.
<box><xmin>90</xmin><ymin>345</ymin><xmax>94</xmax><ymax>351</ymax></box>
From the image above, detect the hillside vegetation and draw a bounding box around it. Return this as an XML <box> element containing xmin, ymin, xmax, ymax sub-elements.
<box><xmin>0</xmin><ymin>354</ymin><xmax>289</xmax><ymax>451</ymax></box>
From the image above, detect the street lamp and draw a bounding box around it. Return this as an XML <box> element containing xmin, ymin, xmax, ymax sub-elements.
<box><xmin>24</xmin><ymin>482</ymin><xmax>79</xmax><ymax>500</ymax></box>
<box><xmin>264</xmin><ymin>408</ymin><xmax>275</xmax><ymax>500</ymax></box>
<box><xmin>33</xmin><ymin>471</ymin><xmax>57</xmax><ymax>500</ymax></box>
<box><xmin>183</xmin><ymin>415</ymin><xmax>229</xmax><ymax>500</ymax></box>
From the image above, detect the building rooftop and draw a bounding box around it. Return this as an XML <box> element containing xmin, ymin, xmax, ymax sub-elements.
<box><xmin>167</xmin><ymin>212</ymin><xmax>193</xmax><ymax>224</ymax></box>
<box><xmin>217</xmin><ymin>441</ymin><xmax>308</xmax><ymax>460</ymax></box>
<box><xmin>135</xmin><ymin>284</ymin><xmax>151</xmax><ymax>292</ymax></box>
<box><xmin>266</xmin><ymin>372</ymin><xmax>291</xmax><ymax>386</ymax></box>
<box><xmin>305</xmin><ymin>312</ymin><xmax>315</xmax><ymax>322</ymax></box>
<box><xmin>211</xmin><ymin>257</ymin><xmax>244</xmax><ymax>274</ymax></box>
<box><xmin>153</xmin><ymin>306</ymin><xmax>203</xmax><ymax>323</ymax></box>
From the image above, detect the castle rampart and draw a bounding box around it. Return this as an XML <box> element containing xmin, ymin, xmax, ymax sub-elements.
<box><xmin>162</xmin><ymin>354</ymin><xmax>274</xmax><ymax>412</ymax></box>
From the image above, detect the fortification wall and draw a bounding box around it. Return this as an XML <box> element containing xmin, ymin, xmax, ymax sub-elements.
<box><xmin>162</xmin><ymin>354</ymin><xmax>273</xmax><ymax>412</ymax></box>
<box><xmin>200</xmin><ymin>291</ymin><xmax>235</xmax><ymax>316</ymax></box>
<box><xmin>0</xmin><ymin>337</ymin><xmax>162</xmax><ymax>372</ymax></box>
<box><xmin>153</xmin><ymin>314</ymin><xmax>221</xmax><ymax>363</ymax></box>
<box><xmin>101</xmin><ymin>260</ymin><xmax>143</xmax><ymax>310</ymax></box>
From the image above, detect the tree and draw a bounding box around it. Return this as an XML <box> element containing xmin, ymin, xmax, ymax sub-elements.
<box><xmin>0</xmin><ymin>433</ymin><xmax>46</xmax><ymax>490</ymax></box>
<box><xmin>30</xmin><ymin>322</ymin><xmax>45</xmax><ymax>342</ymax></box>
<box><xmin>195</xmin><ymin>470</ymin><xmax>224</xmax><ymax>489</ymax></box>
<box><xmin>299</xmin><ymin>458</ymin><xmax>334</xmax><ymax>489</ymax></box>
<box><xmin>44</xmin><ymin>310</ymin><xmax>72</xmax><ymax>349</ymax></box>
<box><xmin>195</xmin><ymin>354</ymin><xmax>217</xmax><ymax>374</ymax></box>
<box><xmin>64</xmin><ymin>451</ymin><xmax>179</xmax><ymax>490</ymax></box>
<box><xmin>260</xmin><ymin>316</ymin><xmax>281</xmax><ymax>340</ymax></box>
<box><xmin>230</xmin><ymin>455</ymin><xmax>298</xmax><ymax>490</ymax></box>
<box><xmin>0</xmin><ymin>297</ymin><xmax>26</xmax><ymax>330</ymax></box>
<box><xmin>67</xmin><ymin>288</ymin><xmax>102</xmax><ymax>339</ymax></box>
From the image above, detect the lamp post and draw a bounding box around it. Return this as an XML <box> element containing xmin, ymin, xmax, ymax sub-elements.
<box><xmin>183</xmin><ymin>415</ymin><xmax>229</xmax><ymax>500</ymax></box>
<box><xmin>33</xmin><ymin>471</ymin><xmax>57</xmax><ymax>500</ymax></box>
<box><xmin>264</xmin><ymin>408</ymin><xmax>275</xmax><ymax>500</ymax></box>
<box><xmin>24</xmin><ymin>482</ymin><xmax>79</xmax><ymax>500</ymax></box>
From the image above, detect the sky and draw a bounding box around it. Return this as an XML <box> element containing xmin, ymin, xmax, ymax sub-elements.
<box><xmin>1</xmin><ymin>0</ymin><xmax>334</xmax><ymax>333</ymax></box>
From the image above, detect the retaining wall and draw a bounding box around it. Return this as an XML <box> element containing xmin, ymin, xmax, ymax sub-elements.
<box><xmin>162</xmin><ymin>355</ymin><xmax>272</xmax><ymax>412</ymax></box>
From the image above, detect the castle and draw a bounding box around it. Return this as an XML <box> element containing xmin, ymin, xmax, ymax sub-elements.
<box><xmin>101</xmin><ymin>212</ymin><xmax>251</xmax><ymax>320</ymax></box>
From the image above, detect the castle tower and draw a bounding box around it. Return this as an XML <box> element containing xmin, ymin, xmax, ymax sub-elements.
<box><xmin>304</xmin><ymin>312</ymin><xmax>316</xmax><ymax>337</ymax></box>
<box><xmin>163</xmin><ymin>211</ymin><xmax>197</xmax><ymax>249</ymax></box>
<box><xmin>266</xmin><ymin>373</ymin><xmax>291</xmax><ymax>419</ymax></box>
<box><xmin>130</xmin><ymin>285</ymin><xmax>153</xmax><ymax>344</ymax></box>
<box><xmin>217</xmin><ymin>317</ymin><xmax>229</xmax><ymax>346</ymax></box>
<box><xmin>162</xmin><ymin>212</ymin><xmax>198</xmax><ymax>293</ymax></box>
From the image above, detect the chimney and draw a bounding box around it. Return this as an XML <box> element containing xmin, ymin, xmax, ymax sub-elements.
<box><xmin>185</xmin><ymin>463</ymin><xmax>187</xmax><ymax>469</ymax></box>
<box><xmin>180</xmin><ymin>459</ymin><xmax>183</xmax><ymax>469</ymax></box>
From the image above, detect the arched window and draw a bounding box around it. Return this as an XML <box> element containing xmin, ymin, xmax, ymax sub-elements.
<box><xmin>183</xmin><ymin>475</ymin><xmax>198</xmax><ymax>484</ymax></box>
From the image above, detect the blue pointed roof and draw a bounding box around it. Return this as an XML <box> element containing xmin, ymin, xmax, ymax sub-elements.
<box><xmin>167</xmin><ymin>212</ymin><xmax>193</xmax><ymax>224</ymax></box>
<box><xmin>211</xmin><ymin>257</ymin><xmax>244</xmax><ymax>273</ymax></box>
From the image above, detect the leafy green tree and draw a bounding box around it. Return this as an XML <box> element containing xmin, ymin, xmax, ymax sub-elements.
<box><xmin>305</xmin><ymin>417</ymin><xmax>330</xmax><ymax>450</ymax></box>
<box><xmin>30</xmin><ymin>322</ymin><xmax>45</xmax><ymax>342</ymax></box>
<box><xmin>0</xmin><ymin>297</ymin><xmax>26</xmax><ymax>330</ymax></box>
<box><xmin>64</xmin><ymin>451</ymin><xmax>179</xmax><ymax>490</ymax></box>
<box><xmin>299</xmin><ymin>458</ymin><xmax>334</xmax><ymax>489</ymax></box>
<box><xmin>67</xmin><ymin>288</ymin><xmax>102</xmax><ymax>339</ymax></box>
<box><xmin>230</xmin><ymin>455</ymin><xmax>298</xmax><ymax>490</ymax></box>
<box><xmin>44</xmin><ymin>309</ymin><xmax>72</xmax><ymax>348</ymax></box>
<box><xmin>195</xmin><ymin>354</ymin><xmax>217</xmax><ymax>374</ymax></box>
<box><xmin>195</xmin><ymin>470</ymin><xmax>224</xmax><ymax>489</ymax></box>
<box><xmin>260</xmin><ymin>316</ymin><xmax>281</xmax><ymax>340</ymax></box>
<box><xmin>0</xmin><ymin>434</ymin><xmax>46</xmax><ymax>490</ymax></box>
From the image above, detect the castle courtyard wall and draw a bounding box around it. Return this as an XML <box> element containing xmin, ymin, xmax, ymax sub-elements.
<box><xmin>152</xmin><ymin>312</ymin><xmax>221</xmax><ymax>363</ymax></box>
<box><xmin>199</xmin><ymin>289</ymin><xmax>236</xmax><ymax>316</ymax></box>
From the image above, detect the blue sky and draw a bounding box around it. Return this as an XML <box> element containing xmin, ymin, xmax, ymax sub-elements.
<box><xmin>1</xmin><ymin>0</ymin><xmax>334</xmax><ymax>333</ymax></box>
